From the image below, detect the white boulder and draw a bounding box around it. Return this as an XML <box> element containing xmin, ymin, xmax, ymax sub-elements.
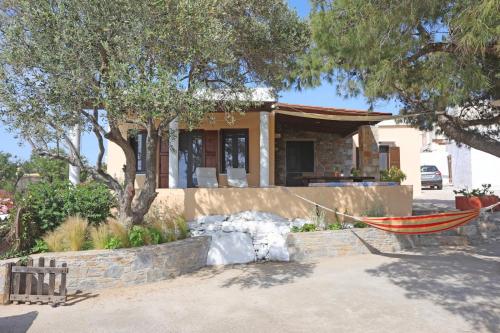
<box><xmin>206</xmin><ymin>232</ymin><xmax>256</xmax><ymax>265</ymax></box>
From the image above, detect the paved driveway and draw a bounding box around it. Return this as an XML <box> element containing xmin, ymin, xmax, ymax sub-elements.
<box><xmin>1</xmin><ymin>242</ymin><xmax>499</xmax><ymax>333</ymax></box>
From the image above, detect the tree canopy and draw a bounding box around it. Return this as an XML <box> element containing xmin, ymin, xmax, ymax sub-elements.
<box><xmin>0</xmin><ymin>0</ymin><xmax>308</xmax><ymax>225</ymax></box>
<box><xmin>297</xmin><ymin>0</ymin><xmax>499</xmax><ymax>156</ymax></box>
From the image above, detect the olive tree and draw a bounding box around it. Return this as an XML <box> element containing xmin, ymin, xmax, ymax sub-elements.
<box><xmin>0</xmin><ymin>0</ymin><xmax>308</xmax><ymax>226</ymax></box>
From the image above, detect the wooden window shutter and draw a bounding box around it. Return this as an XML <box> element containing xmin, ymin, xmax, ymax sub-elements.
<box><xmin>389</xmin><ymin>146</ymin><xmax>400</xmax><ymax>169</ymax></box>
<box><xmin>203</xmin><ymin>130</ymin><xmax>218</xmax><ymax>170</ymax></box>
<box><xmin>158</xmin><ymin>135</ymin><xmax>169</xmax><ymax>188</ymax></box>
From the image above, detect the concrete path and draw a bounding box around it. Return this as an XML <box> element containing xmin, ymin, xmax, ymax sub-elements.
<box><xmin>1</xmin><ymin>241</ymin><xmax>499</xmax><ymax>333</ymax></box>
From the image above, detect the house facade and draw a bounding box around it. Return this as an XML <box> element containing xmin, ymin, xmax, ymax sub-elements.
<box><xmin>106</xmin><ymin>95</ymin><xmax>414</xmax><ymax>220</ymax></box>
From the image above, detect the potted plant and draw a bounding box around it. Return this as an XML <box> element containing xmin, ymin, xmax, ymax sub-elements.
<box><xmin>350</xmin><ymin>168</ymin><xmax>361</xmax><ymax>177</ymax></box>
<box><xmin>453</xmin><ymin>184</ymin><xmax>499</xmax><ymax>211</ymax></box>
<box><xmin>380</xmin><ymin>166</ymin><xmax>407</xmax><ymax>183</ymax></box>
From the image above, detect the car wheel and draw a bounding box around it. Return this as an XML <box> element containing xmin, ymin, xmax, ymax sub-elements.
<box><xmin>437</xmin><ymin>185</ymin><xmax>443</xmax><ymax>190</ymax></box>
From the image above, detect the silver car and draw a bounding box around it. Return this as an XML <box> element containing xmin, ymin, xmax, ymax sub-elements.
<box><xmin>421</xmin><ymin>165</ymin><xmax>443</xmax><ymax>189</ymax></box>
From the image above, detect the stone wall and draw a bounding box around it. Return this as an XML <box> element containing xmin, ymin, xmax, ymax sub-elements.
<box><xmin>286</xmin><ymin>216</ymin><xmax>498</xmax><ymax>262</ymax></box>
<box><xmin>358</xmin><ymin>125</ymin><xmax>380</xmax><ymax>179</ymax></box>
<box><xmin>1</xmin><ymin>236</ymin><xmax>210</xmax><ymax>304</ymax></box>
<box><xmin>275</xmin><ymin>124</ymin><xmax>353</xmax><ymax>185</ymax></box>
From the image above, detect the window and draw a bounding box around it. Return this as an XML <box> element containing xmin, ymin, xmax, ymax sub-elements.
<box><xmin>379</xmin><ymin>145</ymin><xmax>389</xmax><ymax>171</ymax></box>
<box><xmin>421</xmin><ymin>165</ymin><xmax>438</xmax><ymax>172</ymax></box>
<box><xmin>130</xmin><ymin>132</ymin><xmax>147</xmax><ymax>173</ymax></box>
<box><xmin>220</xmin><ymin>129</ymin><xmax>249</xmax><ymax>173</ymax></box>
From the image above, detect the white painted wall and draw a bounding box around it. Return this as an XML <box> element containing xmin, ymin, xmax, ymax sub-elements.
<box><xmin>447</xmin><ymin>143</ymin><xmax>472</xmax><ymax>188</ymax></box>
<box><xmin>471</xmin><ymin>148</ymin><xmax>500</xmax><ymax>194</ymax></box>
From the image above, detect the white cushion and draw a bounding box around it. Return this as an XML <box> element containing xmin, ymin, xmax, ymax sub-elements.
<box><xmin>227</xmin><ymin>167</ymin><xmax>248</xmax><ymax>187</ymax></box>
<box><xmin>195</xmin><ymin>167</ymin><xmax>218</xmax><ymax>188</ymax></box>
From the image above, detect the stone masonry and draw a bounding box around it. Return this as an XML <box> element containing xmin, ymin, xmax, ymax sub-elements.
<box><xmin>1</xmin><ymin>236</ymin><xmax>210</xmax><ymax>303</ymax></box>
<box><xmin>358</xmin><ymin>125</ymin><xmax>380</xmax><ymax>179</ymax></box>
<box><xmin>275</xmin><ymin>124</ymin><xmax>353</xmax><ymax>185</ymax></box>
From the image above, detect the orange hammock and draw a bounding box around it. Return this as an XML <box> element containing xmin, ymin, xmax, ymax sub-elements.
<box><xmin>359</xmin><ymin>209</ymin><xmax>480</xmax><ymax>234</ymax></box>
<box><xmin>288</xmin><ymin>190</ymin><xmax>499</xmax><ymax>235</ymax></box>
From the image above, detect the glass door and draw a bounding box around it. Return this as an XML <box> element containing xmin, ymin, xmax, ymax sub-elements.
<box><xmin>178</xmin><ymin>131</ymin><xmax>204</xmax><ymax>188</ymax></box>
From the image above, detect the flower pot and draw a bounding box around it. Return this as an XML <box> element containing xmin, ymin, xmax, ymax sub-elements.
<box><xmin>455</xmin><ymin>195</ymin><xmax>500</xmax><ymax>211</ymax></box>
<box><xmin>479</xmin><ymin>195</ymin><xmax>500</xmax><ymax>211</ymax></box>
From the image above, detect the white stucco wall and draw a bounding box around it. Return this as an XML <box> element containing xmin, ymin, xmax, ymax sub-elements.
<box><xmin>470</xmin><ymin>148</ymin><xmax>500</xmax><ymax>194</ymax></box>
<box><xmin>447</xmin><ymin>144</ymin><xmax>472</xmax><ymax>189</ymax></box>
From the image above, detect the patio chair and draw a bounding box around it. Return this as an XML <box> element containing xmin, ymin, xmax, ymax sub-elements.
<box><xmin>227</xmin><ymin>167</ymin><xmax>248</xmax><ymax>188</ymax></box>
<box><xmin>195</xmin><ymin>167</ymin><xmax>219</xmax><ymax>188</ymax></box>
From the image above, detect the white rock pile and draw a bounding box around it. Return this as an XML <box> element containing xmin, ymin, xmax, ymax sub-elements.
<box><xmin>189</xmin><ymin>211</ymin><xmax>308</xmax><ymax>265</ymax></box>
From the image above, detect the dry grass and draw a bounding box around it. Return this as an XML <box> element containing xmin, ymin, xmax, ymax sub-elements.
<box><xmin>146</xmin><ymin>205</ymin><xmax>189</xmax><ymax>242</ymax></box>
<box><xmin>60</xmin><ymin>216</ymin><xmax>88</xmax><ymax>251</ymax></box>
<box><xmin>42</xmin><ymin>216</ymin><xmax>88</xmax><ymax>252</ymax></box>
<box><xmin>108</xmin><ymin>218</ymin><xmax>130</xmax><ymax>248</ymax></box>
<box><xmin>43</xmin><ymin>230</ymin><xmax>65</xmax><ymax>252</ymax></box>
<box><xmin>90</xmin><ymin>224</ymin><xmax>110</xmax><ymax>249</ymax></box>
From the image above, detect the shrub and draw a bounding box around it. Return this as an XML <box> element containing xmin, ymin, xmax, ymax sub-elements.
<box><xmin>108</xmin><ymin>219</ymin><xmax>130</xmax><ymax>248</ymax></box>
<box><xmin>148</xmin><ymin>228</ymin><xmax>162</xmax><ymax>245</ymax></box>
<box><xmin>19</xmin><ymin>180</ymin><xmax>114</xmax><ymax>248</ymax></box>
<box><xmin>300</xmin><ymin>223</ymin><xmax>317</xmax><ymax>232</ymax></box>
<box><xmin>380</xmin><ymin>167</ymin><xmax>407</xmax><ymax>183</ymax></box>
<box><xmin>104</xmin><ymin>236</ymin><xmax>122</xmax><ymax>250</ymax></box>
<box><xmin>90</xmin><ymin>224</ymin><xmax>111</xmax><ymax>249</ymax></box>
<box><xmin>31</xmin><ymin>239</ymin><xmax>48</xmax><ymax>253</ymax></box>
<box><xmin>291</xmin><ymin>226</ymin><xmax>300</xmax><ymax>232</ymax></box>
<box><xmin>175</xmin><ymin>216</ymin><xmax>189</xmax><ymax>240</ymax></box>
<box><xmin>353</xmin><ymin>222</ymin><xmax>368</xmax><ymax>228</ymax></box>
<box><xmin>327</xmin><ymin>222</ymin><xmax>343</xmax><ymax>230</ymax></box>
<box><xmin>128</xmin><ymin>225</ymin><xmax>147</xmax><ymax>247</ymax></box>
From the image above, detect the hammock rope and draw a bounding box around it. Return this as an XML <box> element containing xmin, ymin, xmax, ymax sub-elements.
<box><xmin>284</xmin><ymin>188</ymin><xmax>500</xmax><ymax>235</ymax></box>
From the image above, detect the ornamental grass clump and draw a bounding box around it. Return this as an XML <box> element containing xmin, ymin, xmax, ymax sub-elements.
<box><xmin>107</xmin><ymin>218</ymin><xmax>130</xmax><ymax>248</ymax></box>
<box><xmin>60</xmin><ymin>216</ymin><xmax>88</xmax><ymax>251</ymax></box>
<box><xmin>145</xmin><ymin>205</ymin><xmax>188</xmax><ymax>242</ymax></box>
<box><xmin>89</xmin><ymin>224</ymin><xmax>110</xmax><ymax>249</ymax></box>
<box><xmin>43</xmin><ymin>215</ymin><xmax>88</xmax><ymax>252</ymax></box>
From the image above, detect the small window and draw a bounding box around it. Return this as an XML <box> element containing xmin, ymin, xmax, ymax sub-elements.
<box><xmin>379</xmin><ymin>145</ymin><xmax>389</xmax><ymax>171</ymax></box>
<box><xmin>130</xmin><ymin>131</ymin><xmax>147</xmax><ymax>173</ymax></box>
<box><xmin>220</xmin><ymin>129</ymin><xmax>249</xmax><ymax>173</ymax></box>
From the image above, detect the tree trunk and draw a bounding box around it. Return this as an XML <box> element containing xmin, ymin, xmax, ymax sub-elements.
<box><xmin>438</xmin><ymin>115</ymin><xmax>500</xmax><ymax>158</ymax></box>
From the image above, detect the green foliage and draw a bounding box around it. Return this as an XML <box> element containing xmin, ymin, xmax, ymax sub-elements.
<box><xmin>298</xmin><ymin>0</ymin><xmax>500</xmax><ymax>156</ymax></box>
<box><xmin>350</xmin><ymin>168</ymin><xmax>361</xmax><ymax>177</ymax></box>
<box><xmin>104</xmin><ymin>237</ymin><xmax>122</xmax><ymax>250</ymax></box>
<box><xmin>291</xmin><ymin>226</ymin><xmax>300</xmax><ymax>233</ymax></box>
<box><xmin>300</xmin><ymin>223</ymin><xmax>317</xmax><ymax>232</ymax></box>
<box><xmin>380</xmin><ymin>167</ymin><xmax>407</xmax><ymax>183</ymax></box>
<box><xmin>0</xmin><ymin>152</ymin><xmax>20</xmax><ymax>193</ymax></box>
<box><xmin>128</xmin><ymin>226</ymin><xmax>147</xmax><ymax>247</ymax></box>
<box><xmin>327</xmin><ymin>223</ymin><xmax>343</xmax><ymax>231</ymax></box>
<box><xmin>22</xmin><ymin>153</ymin><xmax>69</xmax><ymax>183</ymax></box>
<box><xmin>453</xmin><ymin>184</ymin><xmax>494</xmax><ymax>197</ymax></box>
<box><xmin>18</xmin><ymin>180</ymin><xmax>114</xmax><ymax>249</ymax></box>
<box><xmin>145</xmin><ymin>205</ymin><xmax>189</xmax><ymax>242</ymax></box>
<box><xmin>353</xmin><ymin>222</ymin><xmax>369</xmax><ymax>228</ymax></box>
<box><xmin>0</xmin><ymin>0</ymin><xmax>309</xmax><ymax>225</ymax></box>
<box><xmin>148</xmin><ymin>228</ymin><xmax>162</xmax><ymax>245</ymax></box>
<box><xmin>31</xmin><ymin>239</ymin><xmax>48</xmax><ymax>254</ymax></box>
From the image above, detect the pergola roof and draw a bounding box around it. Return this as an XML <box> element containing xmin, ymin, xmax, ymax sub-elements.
<box><xmin>274</xmin><ymin>103</ymin><xmax>393</xmax><ymax>136</ymax></box>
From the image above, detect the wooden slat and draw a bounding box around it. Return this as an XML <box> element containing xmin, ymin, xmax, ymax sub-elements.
<box><xmin>37</xmin><ymin>257</ymin><xmax>44</xmax><ymax>298</ymax></box>
<box><xmin>3</xmin><ymin>262</ymin><xmax>13</xmax><ymax>304</ymax></box>
<box><xmin>59</xmin><ymin>263</ymin><xmax>67</xmax><ymax>298</ymax></box>
<box><xmin>12</xmin><ymin>266</ymin><xmax>68</xmax><ymax>274</ymax></box>
<box><xmin>25</xmin><ymin>258</ymin><xmax>33</xmax><ymax>299</ymax></box>
<box><xmin>48</xmin><ymin>259</ymin><xmax>55</xmax><ymax>298</ymax></box>
<box><xmin>158</xmin><ymin>135</ymin><xmax>169</xmax><ymax>188</ymax></box>
<box><xmin>389</xmin><ymin>146</ymin><xmax>401</xmax><ymax>169</ymax></box>
<box><xmin>10</xmin><ymin>294</ymin><xmax>66</xmax><ymax>303</ymax></box>
<box><xmin>203</xmin><ymin>130</ymin><xmax>219</xmax><ymax>170</ymax></box>
<box><xmin>13</xmin><ymin>260</ymin><xmax>21</xmax><ymax>296</ymax></box>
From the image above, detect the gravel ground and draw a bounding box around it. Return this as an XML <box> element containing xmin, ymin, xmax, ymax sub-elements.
<box><xmin>1</xmin><ymin>242</ymin><xmax>499</xmax><ymax>333</ymax></box>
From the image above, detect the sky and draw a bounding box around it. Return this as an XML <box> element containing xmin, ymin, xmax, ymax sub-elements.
<box><xmin>0</xmin><ymin>0</ymin><xmax>400</xmax><ymax>164</ymax></box>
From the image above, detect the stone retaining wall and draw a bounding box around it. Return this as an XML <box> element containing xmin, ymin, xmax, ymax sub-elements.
<box><xmin>286</xmin><ymin>219</ymin><xmax>497</xmax><ymax>262</ymax></box>
<box><xmin>1</xmin><ymin>236</ymin><xmax>210</xmax><ymax>304</ymax></box>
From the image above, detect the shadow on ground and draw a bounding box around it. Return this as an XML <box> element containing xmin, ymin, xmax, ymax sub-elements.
<box><xmin>366</xmin><ymin>243</ymin><xmax>500</xmax><ymax>333</ymax></box>
<box><xmin>191</xmin><ymin>261</ymin><xmax>316</xmax><ymax>289</ymax></box>
<box><xmin>0</xmin><ymin>311</ymin><xmax>38</xmax><ymax>333</ymax></box>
